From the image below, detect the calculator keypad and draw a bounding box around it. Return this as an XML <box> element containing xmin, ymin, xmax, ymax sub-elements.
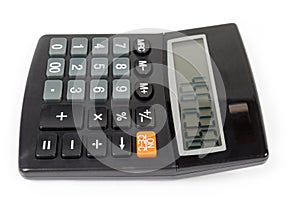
<box><xmin>38</xmin><ymin>35</ymin><xmax>160</xmax><ymax>160</ymax></box>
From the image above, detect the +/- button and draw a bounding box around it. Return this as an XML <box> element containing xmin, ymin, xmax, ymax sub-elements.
<box><xmin>133</xmin><ymin>38</ymin><xmax>150</xmax><ymax>55</ymax></box>
<box><xmin>136</xmin><ymin>131</ymin><xmax>157</xmax><ymax>158</ymax></box>
<box><xmin>136</xmin><ymin>106</ymin><xmax>155</xmax><ymax>127</ymax></box>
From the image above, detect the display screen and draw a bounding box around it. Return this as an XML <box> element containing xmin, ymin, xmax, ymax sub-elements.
<box><xmin>167</xmin><ymin>35</ymin><xmax>226</xmax><ymax>155</ymax></box>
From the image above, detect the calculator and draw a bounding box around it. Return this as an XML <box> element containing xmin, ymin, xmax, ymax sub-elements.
<box><xmin>19</xmin><ymin>24</ymin><xmax>268</xmax><ymax>179</ymax></box>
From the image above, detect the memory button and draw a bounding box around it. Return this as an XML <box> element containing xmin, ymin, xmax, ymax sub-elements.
<box><xmin>133</xmin><ymin>38</ymin><xmax>150</xmax><ymax>55</ymax></box>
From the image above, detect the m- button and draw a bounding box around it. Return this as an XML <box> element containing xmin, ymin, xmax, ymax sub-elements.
<box><xmin>135</xmin><ymin>59</ymin><xmax>152</xmax><ymax>76</ymax></box>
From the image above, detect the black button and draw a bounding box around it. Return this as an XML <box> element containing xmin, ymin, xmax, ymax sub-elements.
<box><xmin>112</xmin><ymin>107</ymin><xmax>131</xmax><ymax>128</ymax></box>
<box><xmin>136</xmin><ymin>106</ymin><xmax>155</xmax><ymax>127</ymax></box>
<box><xmin>36</xmin><ymin>133</ymin><xmax>57</xmax><ymax>159</ymax></box>
<box><xmin>135</xmin><ymin>59</ymin><xmax>152</xmax><ymax>76</ymax></box>
<box><xmin>112</xmin><ymin>133</ymin><xmax>132</xmax><ymax>157</ymax></box>
<box><xmin>39</xmin><ymin>105</ymin><xmax>84</xmax><ymax>130</ymax></box>
<box><xmin>62</xmin><ymin>133</ymin><xmax>82</xmax><ymax>158</ymax></box>
<box><xmin>88</xmin><ymin>107</ymin><xmax>107</xmax><ymax>129</ymax></box>
<box><xmin>133</xmin><ymin>38</ymin><xmax>150</xmax><ymax>55</ymax></box>
<box><xmin>135</xmin><ymin>82</ymin><xmax>153</xmax><ymax>100</ymax></box>
<box><xmin>87</xmin><ymin>134</ymin><xmax>107</xmax><ymax>158</ymax></box>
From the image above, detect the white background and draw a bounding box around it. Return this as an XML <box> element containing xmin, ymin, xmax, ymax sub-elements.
<box><xmin>0</xmin><ymin>0</ymin><xmax>298</xmax><ymax>199</ymax></box>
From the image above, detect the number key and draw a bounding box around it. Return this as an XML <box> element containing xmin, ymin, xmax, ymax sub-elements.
<box><xmin>90</xmin><ymin>80</ymin><xmax>108</xmax><ymax>101</ymax></box>
<box><xmin>67</xmin><ymin>80</ymin><xmax>85</xmax><ymax>101</ymax></box>
<box><xmin>91</xmin><ymin>58</ymin><xmax>108</xmax><ymax>78</ymax></box>
<box><xmin>46</xmin><ymin>58</ymin><xmax>65</xmax><ymax>78</ymax></box>
<box><xmin>113</xmin><ymin>37</ymin><xmax>129</xmax><ymax>55</ymax></box>
<box><xmin>69</xmin><ymin>58</ymin><xmax>86</xmax><ymax>78</ymax></box>
<box><xmin>113</xmin><ymin>79</ymin><xmax>130</xmax><ymax>100</ymax></box>
<box><xmin>113</xmin><ymin>58</ymin><xmax>130</xmax><ymax>78</ymax></box>
<box><xmin>49</xmin><ymin>38</ymin><xmax>67</xmax><ymax>56</ymax></box>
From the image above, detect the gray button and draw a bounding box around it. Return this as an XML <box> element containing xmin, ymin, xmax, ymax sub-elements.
<box><xmin>46</xmin><ymin>58</ymin><xmax>65</xmax><ymax>78</ymax></box>
<box><xmin>113</xmin><ymin>58</ymin><xmax>130</xmax><ymax>78</ymax></box>
<box><xmin>87</xmin><ymin>134</ymin><xmax>107</xmax><ymax>158</ymax></box>
<box><xmin>113</xmin><ymin>79</ymin><xmax>130</xmax><ymax>100</ymax></box>
<box><xmin>49</xmin><ymin>38</ymin><xmax>67</xmax><ymax>56</ymax></box>
<box><xmin>92</xmin><ymin>37</ymin><xmax>108</xmax><ymax>55</ymax></box>
<box><xmin>43</xmin><ymin>80</ymin><xmax>63</xmax><ymax>102</ymax></box>
<box><xmin>71</xmin><ymin>38</ymin><xmax>88</xmax><ymax>56</ymax></box>
<box><xmin>69</xmin><ymin>58</ymin><xmax>86</xmax><ymax>77</ymax></box>
<box><xmin>67</xmin><ymin>80</ymin><xmax>85</xmax><ymax>101</ymax></box>
<box><xmin>112</xmin><ymin>107</ymin><xmax>131</xmax><ymax>128</ymax></box>
<box><xmin>91</xmin><ymin>58</ymin><xmax>108</xmax><ymax>78</ymax></box>
<box><xmin>90</xmin><ymin>80</ymin><xmax>108</xmax><ymax>101</ymax></box>
<box><xmin>113</xmin><ymin>37</ymin><xmax>129</xmax><ymax>55</ymax></box>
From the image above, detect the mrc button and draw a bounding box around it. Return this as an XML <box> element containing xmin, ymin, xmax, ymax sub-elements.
<box><xmin>133</xmin><ymin>38</ymin><xmax>150</xmax><ymax>55</ymax></box>
<box><xmin>136</xmin><ymin>131</ymin><xmax>157</xmax><ymax>158</ymax></box>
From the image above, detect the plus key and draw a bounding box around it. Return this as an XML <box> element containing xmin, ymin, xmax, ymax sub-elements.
<box><xmin>39</xmin><ymin>105</ymin><xmax>84</xmax><ymax>130</ymax></box>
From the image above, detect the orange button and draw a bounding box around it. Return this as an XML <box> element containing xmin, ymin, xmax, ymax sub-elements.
<box><xmin>136</xmin><ymin>131</ymin><xmax>157</xmax><ymax>158</ymax></box>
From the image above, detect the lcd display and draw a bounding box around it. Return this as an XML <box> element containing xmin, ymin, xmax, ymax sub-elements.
<box><xmin>167</xmin><ymin>35</ymin><xmax>226</xmax><ymax>155</ymax></box>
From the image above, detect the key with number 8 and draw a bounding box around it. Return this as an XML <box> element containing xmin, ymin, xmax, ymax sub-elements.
<box><xmin>113</xmin><ymin>58</ymin><xmax>130</xmax><ymax>78</ymax></box>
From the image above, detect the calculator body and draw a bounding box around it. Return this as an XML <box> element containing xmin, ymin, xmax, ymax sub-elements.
<box><xmin>19</xmin><ymin>24</ymin><xmax>268</xmax><ymax>178</ymax></box>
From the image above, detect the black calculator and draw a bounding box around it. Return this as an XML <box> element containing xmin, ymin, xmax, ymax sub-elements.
<box><xmin>19</xmin><ymin>24</ymin><xmax>268</xmax><ymax>179</ymax></box>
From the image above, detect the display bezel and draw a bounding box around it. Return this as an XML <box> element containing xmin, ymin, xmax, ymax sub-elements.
<box><xmin>167</xmin><ymin>34</ymin><xmax>226</xmax><ymax>156</ymax></box>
